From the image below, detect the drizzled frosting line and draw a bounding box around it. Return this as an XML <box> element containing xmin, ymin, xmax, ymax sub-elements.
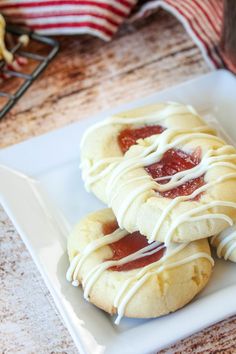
<box><xmin>66</xmin><ymin>228</ymin><xmax>128</xmax><ymax>284</ymax></box>
<box><xmin>211</xmin><ymin>226</ymin><xmax>236</xmax><ymax>260</ymax></box>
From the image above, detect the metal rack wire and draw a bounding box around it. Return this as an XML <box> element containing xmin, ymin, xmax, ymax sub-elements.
<box><xmin>0</xmin><ymin>26</ymin><xmax>59</xmax><ymax>119</ymax></box>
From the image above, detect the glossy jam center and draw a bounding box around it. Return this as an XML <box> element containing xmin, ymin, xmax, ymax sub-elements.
<box><xmin>145</xmin><ymin>148</ymin><xmax>204</xmax><ymax>199</ymax></box>
<box><xmin>117</xmin><ymin>125</ymin><xmax>204</xmax><ymax>199</ymax></box>
<box><xmin>118</xmin><ymin>125</ymin><xmax>165</xmax><ymax>154</ymax></box>
<box><xmin>103</xmin><ymin>222</ymin><xmax>165</xmax><ymax>271</ymax></box>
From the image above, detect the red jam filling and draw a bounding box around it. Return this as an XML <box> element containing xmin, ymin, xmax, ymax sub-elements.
<box><xmin>145</xmin><ymin>148</ymin><xmax>204</xmax><ymax>199</ymax></box>
<box><xmin>117</xmin><ymin>125</ymin><xmax>204</xmax><ymax>199</ymax></box>
<box><xmin>118</xmin><ymin>125</ymin><xmax>165</xmax><ymax>154</ymax></box>
<box><xmin>103</xmin><ymin>222</ymin><xmax>165</xmax><ymax>272</ymax></box>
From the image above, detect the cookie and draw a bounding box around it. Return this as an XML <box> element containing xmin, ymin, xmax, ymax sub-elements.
<box><xmin>80</xmin><ymin>102</ymin><xmax>213</xmax><ymax>203</ymax></box>
<box><xmin>81</xmin><ymin>102</ymin><xmax>236</xmax><ymax>244</ymax></box>
<box><xmin>211</xmin><ymin>226</ymin><xmax>236</xmax><ymax>262</ymax></box>
<box><xmin>67</xmin><ymin>209</ymin><xmax>213</xmax><ymax>323</ymax></box>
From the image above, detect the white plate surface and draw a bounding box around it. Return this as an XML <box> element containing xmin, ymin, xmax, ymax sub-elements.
<box><xmin>1</xmin><ymin>69</ymin><xmax>236</xmax><ymax>354</ymax></box>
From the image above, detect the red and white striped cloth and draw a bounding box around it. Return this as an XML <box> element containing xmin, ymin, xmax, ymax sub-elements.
<box><xmin>0</xmin><ymin>0</ymin><xmax>137</xmax><ymax>41</ymax></box>
<box><xmin>134</xmin><ymin>0</ymin><xmax>234</xmax><ymax>72</ymax></box>
<box><xmin>0</xmin><ymin>0</ymin><xmax>234</xmax><ymax>72</ymax></box>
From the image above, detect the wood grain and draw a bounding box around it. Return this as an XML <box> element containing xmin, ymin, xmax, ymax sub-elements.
<box><xmin>0</xmin><ymin>10</ymin><xmax>235</xmax><ymax>354</ymax></box>
<box><xmin>0</xmin><ymin>11</ymin><xmax>209</xmax><ymax>148</ymax></box>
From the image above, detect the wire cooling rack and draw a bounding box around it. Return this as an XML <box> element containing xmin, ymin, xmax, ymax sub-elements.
<box><xmin>0</xmin><ymin>26</ymin><xmax>59</xmax><ymax>119</ymax></box>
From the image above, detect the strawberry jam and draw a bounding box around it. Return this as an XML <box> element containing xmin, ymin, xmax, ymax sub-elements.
<box><xmin>118</xmin><ymin>125</ymin><xmax>165</xmax><ymax>154</ymax></box>
<box><xmin>118</xmin><ymin>124</ymin><xmax>204</xmax><ymax>199</ymax></box>
<box><xmin>103</xmin><ymin>222</ymin><xmax>165</xmax><ymax>271</ymax></box>
<box><xmin>145</xmin><ymin>148</ymin><xmax>204</xmax><ymax>199</ymax></box>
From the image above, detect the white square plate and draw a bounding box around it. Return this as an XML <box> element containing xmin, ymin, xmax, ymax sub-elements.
<box><xmin>1</xmin><ymin>69</ymin><xmax>236</xmax><ymax>354</ymax></box>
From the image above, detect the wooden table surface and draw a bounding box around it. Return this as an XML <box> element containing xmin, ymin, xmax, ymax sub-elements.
<box><xmin>1</xmin><ymin>10</ymin><xmax>236</xmax><ymax>354</ymax></box>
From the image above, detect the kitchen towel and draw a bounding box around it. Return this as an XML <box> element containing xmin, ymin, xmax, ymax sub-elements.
<box><xmin>0</xmin><ymin>0</ymin><xmax>234</xmax><ymax>72</ymax></box>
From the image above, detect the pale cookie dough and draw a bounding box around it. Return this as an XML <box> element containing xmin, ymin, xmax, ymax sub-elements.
<box><xmin>67</xmin><ymin>209</ymin><xmax>213</xmax><ymax>323</ymax></box>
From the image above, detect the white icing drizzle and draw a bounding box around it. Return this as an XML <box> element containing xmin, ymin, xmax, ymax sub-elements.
<box><xmin>115</xmin><ymin>181</ymin><xmax>157</xmax><ymax>225</ymax></box>
<box><xmin>163</xmin><ymin>200</ymin><xmax>236</xmax><ymax>246</ymax></box>
<box><xmin>66</xmin><ymin>228</ymin><xmax>128</xmax><ymax>285</ymax></box>
<box><xmin>82</xmin><ymin>241</ymin><xmax>164</xmax><ymax>300</ymax></box>
<box><xmin>149</xmin><ymin>174</ymin><xmax>236</xmax><ymax>245</ymax></box>
<box><xmin>157</xmin><ymin>170</ymin><xmax>236</xmax><ymax>240</ymax></box>
<box><xmin>67</xmin><ymin>228</ymin><xmax>214</xmax><ymax>324</ymax></box>
<box><xmin>80</xmin><ymin>126</ymin><xmax>216</xmax><ymax>191</ymax></box>
<box><xmin>211</xmin><ymin>225</ymin><xmax>236</xmax><ymax>260</ymax></box>
<box><xmin>81</xmin><ymin>159</ymin><xmax>122</xmax><ymax>192</ymax></box>
<box><xmin>66</xmin><ymin>254</ymin><xmax>80</xmax><ymax>286</ymax></box>
<box><xmin>107</xmin><ymin>132</ymin><xmax>223</xmax><ymax>190</ymax></box>
<box><xmin>109</xmin><ymin>175</ymin><xmax>153</xmax><ymax>206</ymax></box>
<box><xmin>105</xmin><ymin>129</ymin><xmax>222</xmax><ymax>199</ymax></box>
<box><xmin>225</xmin><ymin>242</ymin><xmax>236</xmax><ymax>260</ymax></box>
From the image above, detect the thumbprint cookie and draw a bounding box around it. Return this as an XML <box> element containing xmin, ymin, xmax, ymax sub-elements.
<box><xmin>66</xmin><ymin>209</ymin><xmax>213</xmax><ymax>323</ymax></box>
